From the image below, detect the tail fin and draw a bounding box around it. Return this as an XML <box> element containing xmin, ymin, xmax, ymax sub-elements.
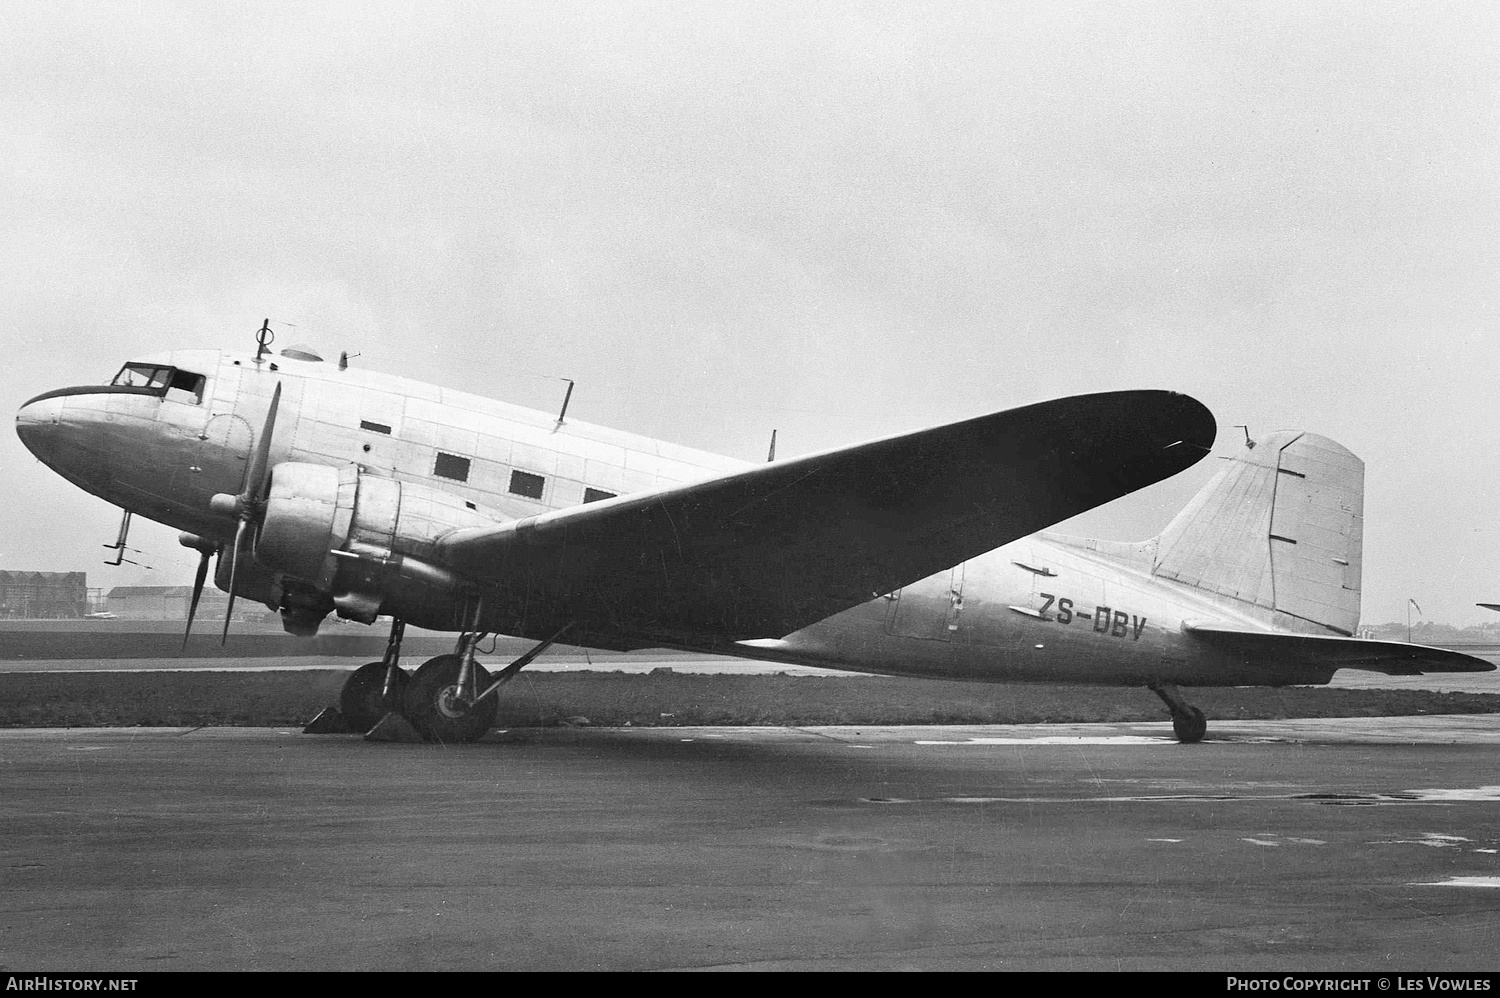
<box><xmin>1152</xmin><ymin>431</ymin><xmax>1364</xmax><ymax>635</ymax></box>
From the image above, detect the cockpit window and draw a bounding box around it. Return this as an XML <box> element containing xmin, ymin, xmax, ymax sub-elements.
<box><xmin>110</xmin><ymin>363</ymin><xmax>206</xmax><ymax>404</ymax></box>
<box><xmin>112</xmin><ymin>364</ymin><xmax>172</xmax><ymax>390</ymax></box>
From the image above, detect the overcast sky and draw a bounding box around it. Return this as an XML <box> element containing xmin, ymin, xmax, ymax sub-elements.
<box><xmin>3</xmin><ymin>2</ymin><xmax>1498</xmax><ymax>626</ymax></box>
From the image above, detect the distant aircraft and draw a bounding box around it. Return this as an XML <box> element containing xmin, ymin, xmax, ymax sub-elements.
<box><xmin>16</xmin><ymin>335</ymin><xmax>1490</xmax><ymax>742</ymax></box>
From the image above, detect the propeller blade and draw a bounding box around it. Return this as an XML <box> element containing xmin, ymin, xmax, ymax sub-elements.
<box><xmin>182</xmin><ymin>548</ymin><xmax>212</xmax><ymax>651</ymax></box>
<box><xmin>217</xmin><ymin>383</ymin><xmax>278</xmax><ymax>646</ymax></box>
<box><xmin>243</xmin><ymin>382</ymin><xmax>281</xmax><ymax>506</ymax></box>
<box><xmin>221</xmin><ymin>520</ymin><xmax>247</xmax><ymax>646</ymax></box>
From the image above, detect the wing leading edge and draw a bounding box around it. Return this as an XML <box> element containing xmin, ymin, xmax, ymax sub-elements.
<box><xmin>438</xmin><ymin>390</ymin><xmax>1216</xmax><ymax>644</ymax></box>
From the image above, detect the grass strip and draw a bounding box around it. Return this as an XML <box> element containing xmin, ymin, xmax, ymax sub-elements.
<box><xmin>2</xmin><ymin>669</ymin><xmax>1498</xmax><ymax>729</ymax></box>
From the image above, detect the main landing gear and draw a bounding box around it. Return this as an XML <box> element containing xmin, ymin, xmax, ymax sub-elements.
<box><xmin>1149</xmin><ymin>681</ymin><xmax>1208</xmax><ymax>744</ymax></box>
<box><xmin>323</xmin><ymin>616</ymin><xmax>574</xmax><ymax>744</ymax></box>
<box><xmin>402</xmin><ymin>633</ymin><xmax>498</xmax><ymax>744</ymax></box>
<box><xmin>339</xmin><ymin>619</ymin><xmax>410</xmax><ymax>732</ymax></box>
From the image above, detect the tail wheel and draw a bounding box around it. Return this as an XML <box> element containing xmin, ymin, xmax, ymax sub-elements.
<box><xmin>1172</xmin><ymin>706</ymin><xmax>1208</xmax><ymax>744</ymax></box>
<box><xmin>339</xmin><ymin>661</ymin><xmax>410</xmax><ymax>732</ymax></box>
<box><xmin>403</xmin><ymin>654</ymin><xmax>497</xmax><ymax>743</ymax></box>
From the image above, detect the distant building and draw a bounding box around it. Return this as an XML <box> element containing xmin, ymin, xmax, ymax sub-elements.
<box><xmin>106</xmin><ymin>585</ymin><xmax>199</xmax><ymax>620</ymax></box>
<box><xmin>0</xmin><ymin>571</ymin><xmax>88</xmax><ymax>619</ymax></box>
<box><xmin>104</xmin><ymin>585</ymin><xmax>264</xmax><ymax>621</ymax></box>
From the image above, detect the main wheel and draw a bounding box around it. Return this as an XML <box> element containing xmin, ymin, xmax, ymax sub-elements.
<box><xmin>403</xmin><ymin>654</ymin><xmax>497</xmax><ymax>743</ymax></box>
<box><xmin>340</xmin><ymin>661</ymin><xmax>410</xmax><ymax>732</ymax></box>
<box><xmin>1172</xmin><ymin>706</ymin><xmax>1208</xmax><ymax>744</ymax></box>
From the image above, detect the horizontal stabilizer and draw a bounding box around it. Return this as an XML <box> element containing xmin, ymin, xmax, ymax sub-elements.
<box><xmin>1182</xmin><ymin>622</ymin><xmax>1495</xmax><ymax>675</ymax></box>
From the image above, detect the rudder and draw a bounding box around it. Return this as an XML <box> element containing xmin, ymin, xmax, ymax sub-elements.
<box><xmin>1151</xmin><ymin>431</ymin><xmax>1364</xmax><ymax>635</ymax></box>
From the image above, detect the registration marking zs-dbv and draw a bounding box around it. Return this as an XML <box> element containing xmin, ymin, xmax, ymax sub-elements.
<box><xmin>1038</xmin><ymin>593</ymin><xmax>1147</xmax><ymax>640</ymax></box>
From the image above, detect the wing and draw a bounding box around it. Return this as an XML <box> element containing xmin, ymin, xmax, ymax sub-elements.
<box><xmin>439</xmin><ymin>390</ymin><xmax>1215</xmax><ymax>645</ymax></box>
<box><xmin>1183</xmin><ymin>623</ymin><xmax>1496</xmax><ymax>675</ymax></box>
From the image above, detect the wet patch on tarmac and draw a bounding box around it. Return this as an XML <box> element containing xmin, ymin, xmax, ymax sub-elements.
<box><xmin>1374</xmin><ymin>832</ymin><xmax>1472</xmax><ymax>848</ymax></box>
<box><xmin>1403</xmin><ymin>785</ymin><xmax>1500</xmax><ymax>801</ymax></box>
<box><xmin>1238</xmin><ymin>834</ymin><xmax>1326</xmax><ymax>847</ymax></box>
<box><xmin>1411</xmin><ymin>876</ymin><xmax>1500</xmax><ymax>888</ymax></box>
<box><xmin>775</xmin><ymin>833</ymin><xmax>932</xmax><ymax>854</ymax></box>
<box><xmin>855</xmin><ymin>786</ymin><xmax>1500</xmax><ymax>807</ymax></box>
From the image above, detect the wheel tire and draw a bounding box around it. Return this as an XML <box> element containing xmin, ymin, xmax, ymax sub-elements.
<box><xmin>1172</xmin><ymin>706</ymin><xmax>1207</xmax><ymax>744</ymax></box>
<box><xmin>340</xmin><ymin>661</ymin><xmax>410</xmax><ymax>733</ymax></box>
<box><xmin>403</xmin><ymin>654</ymin><xmax>497</xmax><ymax>743</ymax></box>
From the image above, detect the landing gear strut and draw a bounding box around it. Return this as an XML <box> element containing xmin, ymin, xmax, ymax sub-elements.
<box><xmin>1149</xmin><ymin>681</ymin><xmax>1208</xmax><ymax>744</ymax></box>
<box><xmin>402</xmin><ymin>620</ymin><xmax>574</xmax><ymax>743</ymax></box>
<box><xmin>339</xmin><ymin>618</ymin><xmax>410</xmax><ymax>731</ymax></box>
<box><xmin>315</xmin><ymin>603</ymin><xmax>574</xmax><ymax>743</ymax></box>
<box><xmin>402</xmin><ymin>601</ymin><xmax>495</xmax><ymax>743</ymax></box>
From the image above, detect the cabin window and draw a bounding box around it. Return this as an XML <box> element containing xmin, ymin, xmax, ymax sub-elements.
<box><xmin>509</xmin><ymin>470</ymin><xmax>545</xmax><ymax>500</ymax></box>
<box><xmin>583</xmin><ymin>488</ymin><xmax>616</xmax><ymax>503</ymax></box>
<box><xmin>434</xmin><ymin>452</ymin><xmax>471</xmax><ymax>482</ymax></box>
<box><xmin>165</xmin><ymin>369</ymin><xmax>206</xmax><ymax>404</ymax></box>
<box><xmin>360</xmin><ymin>420</ymin><xmax>392</xmax><ymax>434</ymax></box>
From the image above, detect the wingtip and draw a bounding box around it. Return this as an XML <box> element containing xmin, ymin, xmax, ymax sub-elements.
<box><xmin>1109</xmin><ymin>389</ymin><xmax>1216</xmax><ymax>460</ymax></box>
<box><xmin>1163</xmin><ymin>391</ymin><xmax>1217</xmax><ymax>455</ymax></box>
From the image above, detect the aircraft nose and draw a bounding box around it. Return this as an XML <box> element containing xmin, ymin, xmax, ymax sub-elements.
<box><xmin>15</xmin><ymin>393</ymin><xmax>65</xmax><ymax>459</ymax></box>
<box><xmin>17</xmin><ymin>389</ymin><xmax>124</xmax><ymax>500</ymax></box>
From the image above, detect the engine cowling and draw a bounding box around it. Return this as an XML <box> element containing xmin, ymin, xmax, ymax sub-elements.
<box><xmin>253</xmin><ymin>462</ymin><xmax>498</xmax><ymax>628</ymax></box>
<box><xmin>257</xmin><ymin>463</ymin><xmax>344</xmax><ymax>589</ymax></box>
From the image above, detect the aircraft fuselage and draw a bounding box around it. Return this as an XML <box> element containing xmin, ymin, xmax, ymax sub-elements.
<box><xmin>12</xmin><ymin>348</ymin><xmax>1343</xmax><ymax>689</ymax></box>
<box><xmin>755</xmin><ymin>537</ymin><xmax>1334</xmax><ymax>688</ymax></box>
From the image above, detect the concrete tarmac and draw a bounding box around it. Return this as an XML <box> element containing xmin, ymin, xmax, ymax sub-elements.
<box><xmin>3</xmin><ymin>717</ymin><xmax>1499</xmax><ymax>971</ymax></box>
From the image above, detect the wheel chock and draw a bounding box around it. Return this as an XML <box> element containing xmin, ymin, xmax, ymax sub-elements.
<box><xmin>364</xmin><ymin>712</ymin><xmax>425</xmax><ymax>743</ymax></box>
<box><xmin>303</xmin><ymin>707</ymin><xmax>355</xmax><ymax>734</ymax></box>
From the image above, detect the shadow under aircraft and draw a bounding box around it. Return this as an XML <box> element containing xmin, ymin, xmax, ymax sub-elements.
<box><xmin>16</xmin><ymin>331</ymin><xmax>1490</xmax><ymax>742</ymax></box>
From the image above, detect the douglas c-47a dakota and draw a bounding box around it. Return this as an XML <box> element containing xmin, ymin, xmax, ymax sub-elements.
<box><xmin>15</xmin><ymin>330</ymin><xmax>1490</xmax><ymax>743</ymax></box>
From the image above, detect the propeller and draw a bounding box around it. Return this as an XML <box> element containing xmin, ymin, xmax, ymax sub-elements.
<box><xmin>207</xmin><ymin>382</ymin><xmax>282</xmax><ymax>645</ymax></box>
<box><xmin>180</xmin><ymin>538</ymin><xmax>214</xmax><ymax>650</ymax></box>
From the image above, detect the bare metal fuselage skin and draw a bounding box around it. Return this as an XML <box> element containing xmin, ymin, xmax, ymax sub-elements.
<box><xmin>750</xmin><ymin>540</ymin><xmax>1336</xmax><ymax>688</ymax></box>
<box><xmin>16</xmin><ymin>348</ymin><xmax>1329</xmax><ymax>689</ymax></box>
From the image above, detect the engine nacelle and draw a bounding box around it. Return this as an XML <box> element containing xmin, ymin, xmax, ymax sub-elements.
<box><xmin>257</xmin><ymin>463</ymin><xmax>345</xmax><ymax>589</ymax></box>
<box><xmin>243</xmin><ymin>464</ymin><xmax>340</xmax><ymax>633</ymax></box>
<box><xmin>254</xmin><ymin>462</ymin><xmax>498</xmax><ymax>627</ymax></box>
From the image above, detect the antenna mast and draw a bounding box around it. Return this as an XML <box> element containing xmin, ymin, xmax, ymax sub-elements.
<box><xmin>254</xmin><ymin>319</ymin><xmax>275</xmax><ymax>363</ymax></box>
